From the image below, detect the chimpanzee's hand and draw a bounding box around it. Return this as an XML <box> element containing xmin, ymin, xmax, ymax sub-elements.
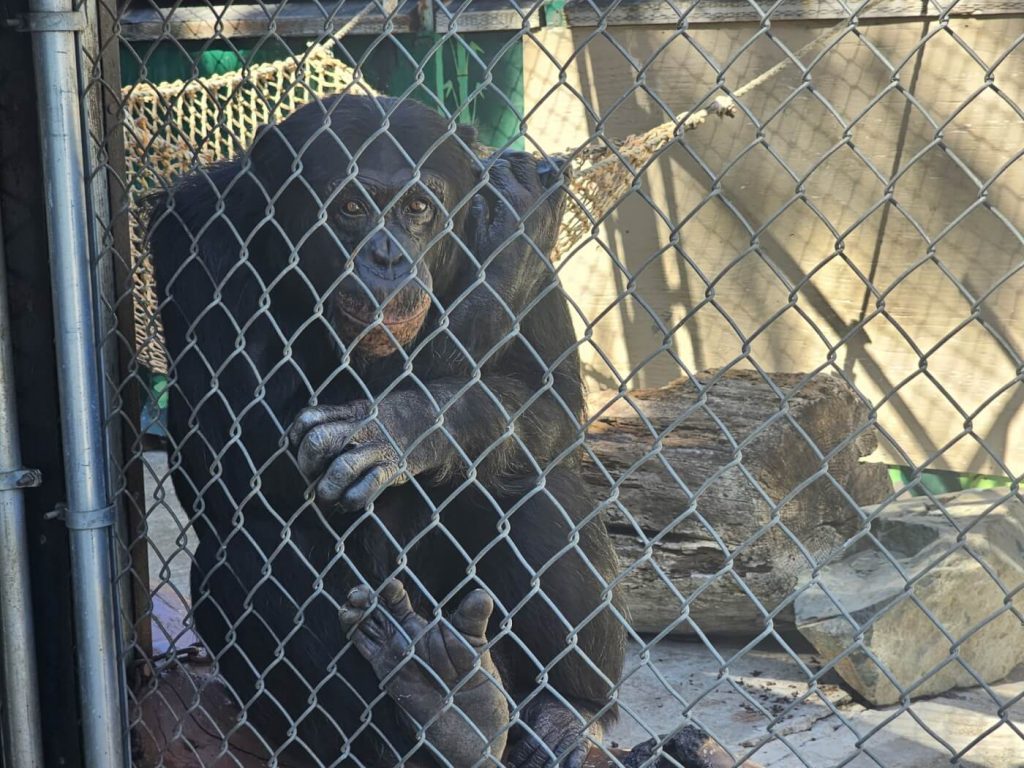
<box><xmin>468</xmin><ymin>150</ymin><xmax>571</xmax><ymax>269</ymax></box>
<box><xmin>340</xmin><ymin>580</ymin><xmax>509</xmax><ymax>765</ymax></box>
<box><xmin>288</xmin><ymin>394</ymin><xmax>437</xmax><ymax>511</ymax></box>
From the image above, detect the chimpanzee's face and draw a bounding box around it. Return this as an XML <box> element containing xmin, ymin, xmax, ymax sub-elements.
<box><xmin>323</xmin><ymin>148</ymin><xmax>456</xmax><ymax>360</ymax></box>
<box><xmin>251</xmin><ymin>95</ymin><xmax>477</xmax><ymax>359</ymax></box>
<box><xmin>325</xmin><ymin>147</ymin><xmax>452</xmax><ymax>357</ymax></box>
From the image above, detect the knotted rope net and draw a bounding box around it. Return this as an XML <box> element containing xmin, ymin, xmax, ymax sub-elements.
<box><xmin>124</xmin><ymin>12</ymin><xmax>854</xmax><ymax>373</ymax></box>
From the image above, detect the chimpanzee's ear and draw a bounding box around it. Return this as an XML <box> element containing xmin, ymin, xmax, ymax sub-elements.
<box><xmin>456</xmin><ymin>123</ymin><xmax>478</xmax><ymax>146</ymax></box>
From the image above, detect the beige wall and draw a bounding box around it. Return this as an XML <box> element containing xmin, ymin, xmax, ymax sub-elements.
<box><xmin>523</xmin><ymin>18</ymin><xmax>1024</xmax><ymax>477</ymax></box>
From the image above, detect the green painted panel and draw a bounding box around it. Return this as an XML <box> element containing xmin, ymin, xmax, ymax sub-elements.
<box><xmin>888</xmin><ymin>466</ymin><xmax>1010</xmax><ymax>496</ymax></box>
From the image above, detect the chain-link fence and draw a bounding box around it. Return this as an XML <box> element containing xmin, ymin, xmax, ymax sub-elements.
<box><xmin>58</xmin><ymin>0</ymin><xmax>1024</xmax><ymax>766</ymax></box>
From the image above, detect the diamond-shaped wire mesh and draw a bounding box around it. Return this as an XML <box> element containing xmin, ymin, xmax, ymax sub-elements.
<box><xmin>71</xmin><ymin>0</ymin><xmax>1024</xmax><ymax>766</ymax></box>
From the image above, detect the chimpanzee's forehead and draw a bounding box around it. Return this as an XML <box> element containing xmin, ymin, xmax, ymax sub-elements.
<box><xmin>352</xmin><ymin>168</ymin><xmax>447</xmax><ymax>196</ymax></box>
<box><xmin>293</xmin><ymin>100</ymin><xmax>475</xmax><ymax>195</ymax></box>
<box><xmin>330</xmin><ymin>139</ymin><xmax>450</xmax><ymax>195</ymax></box>
<box><xmin>349</xmin><ymin>134</ymin><xmax>445</xmax><ymax>175</ymax></box>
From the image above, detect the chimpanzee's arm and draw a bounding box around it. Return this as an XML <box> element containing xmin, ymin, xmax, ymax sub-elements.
<box><xmin>290</xmin><ymin>361</ymin><xmax>581</xmax><ymax>509</ymax></box>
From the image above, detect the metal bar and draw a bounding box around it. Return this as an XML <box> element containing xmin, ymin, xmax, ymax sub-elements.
<box><xmin>118</xmin><ymin>1</ymin><xmax>417</xmax><ymax>42</ymax></box>
<box><xmin>26</xmin><ymin>0</ymin><xmax>127</xmax><ymax>762</ymax></box>
<box><xmin>80</xmin><ymin>0</ymin><xmax>151</xmax><ymax>661</ymax></box>
<box><xmin>0</xmin><ymin>211</ymin><xmax>45</xmax><ymax>768</ymax></box>
<box><xmin>113</xmin><ymin>0</ymin><xmax>1024</xmax><ymax>39</ymax></box>
<box><xmin>562</xmin><ymin>0</ymin><xmax>1024</xmax><ymax>27</ymax></box>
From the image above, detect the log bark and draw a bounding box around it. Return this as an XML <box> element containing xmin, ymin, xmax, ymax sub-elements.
<box><xmin>583</xmin><ymin>369</ymin><xmax>891</xmax><ymax>636</ymax></box>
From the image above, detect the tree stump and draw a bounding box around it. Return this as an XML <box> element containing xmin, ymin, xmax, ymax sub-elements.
<box><xmin>582</xmin><ymin>369</ymin><xmax>891</xmax><ymax>636</ymax></box>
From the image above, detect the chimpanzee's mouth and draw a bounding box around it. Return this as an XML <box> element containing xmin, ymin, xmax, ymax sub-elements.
<box><xmin>335</xmin><ymin>288</ymin><xmax>431</xmax><ymax>329</ymax></box>
<box><xmin>330</xmin><ymin>274</ymin><xmax>434</xmax><ymax>357</ymax></box>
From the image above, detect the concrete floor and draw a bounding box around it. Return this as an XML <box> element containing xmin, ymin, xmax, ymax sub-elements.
<box><xmin>610</xmin><ymin>642</ymin><xmax>1023</xmax><ymax>767</ymax></box>
<box><xmin>140</xmin><ymin>451</ymin><xmax>1024</xmax><ymax>767</ymax></box>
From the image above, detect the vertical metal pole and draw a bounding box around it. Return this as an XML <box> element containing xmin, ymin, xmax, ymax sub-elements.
<box><xmin>26</xmin><ymin>2</ymin><xmax>127</xmax><ymax>766</ymax></box>
<box><xmin>0</xmin><ymin>221</ymin><xmax>45</xmax><ymax>768</ymax></box>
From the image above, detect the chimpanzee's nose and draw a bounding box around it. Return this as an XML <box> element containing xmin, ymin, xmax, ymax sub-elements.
<box><xmin>366</xmin><ymin>231</ymin><xmax>406</xmax><ymax>273</ymax></box>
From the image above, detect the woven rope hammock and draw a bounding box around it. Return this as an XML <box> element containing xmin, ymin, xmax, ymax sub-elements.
<box><xmin>124</xmin><ymin>12</ymin><xmax>855</xmax><ymax>373</ymax></box>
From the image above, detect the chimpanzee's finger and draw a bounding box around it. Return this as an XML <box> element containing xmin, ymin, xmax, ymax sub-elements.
<box><xmin>554</xmin><ymin>735</ymin><xmax>588</xmax><ymax>768</ymax></box>
<box><xmin>346</xmin><ymin>584</ymin><xmax>374</xmax><ymax>609</ymax></box>
<box><xmin>499</xmin><ymin>150</ymin><xmax>544</xmax><ymax>195</ymax></box>
<box><xmin>450</xmin><ymin>589</ymin><xmax>493</xmax><ymax>641</ymax></box>
<box><xmin>484</xmin><ymin>157</ymin><xmax>530</xmax><ymax>220</ymax></box>
<box><xmin>340</xmin><ymin>585</ymin><xmax>373</xmax><ymax>631</ymax></box>
<box><xmin>339</xmin><ymin>604</ymin><xmax>366</xmax><ymax>635</ymax></box>
<box><xmin>340</xmin><ymin>587</ymin><xmax>398</xmax><ymax>664</ymax></box>
<box><xmin>338</xmin><ymin>463</ymin><xmax>402</xmax><ymax>512</ymax></box>
<box><xmin>465</xmin><ymin>194</ymin><xmax>491</xmax><ymax>247</ymax></box>
<box><xmin>295</xmin><ymin>419</ymin><xmax>364</xmax><ymax>480</ymax></box>
<box><xmin>379</xmin><ymin>579</ymin><xmax>416</xmax><ymax>621</ymax></box>
<box><xmin>378</xmin><ymin>579</ymin><xmax>432</xmax><ymax>653</ymax></box>
<box><xmin>316</xmin><ymin>444</ymin><xmax>385</xmax><ymax>503</ymax></box>
<box><xmin>288</xmin><ymin>403</ymin><xmax>367</xmax><ymax>448</ymax></box>
<box><xmin>505</xmin><ymin>735</ymin><xmax>554</xmax><ymax>768</ymax></box>
<box><xmin>537</xmin><ymin>153</ymin><xmax>574</xmax><ymax>187</ymax></box>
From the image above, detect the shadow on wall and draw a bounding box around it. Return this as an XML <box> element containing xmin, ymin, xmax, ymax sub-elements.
<box><xmin>524</xmin><ymin>18</ymin><xmax>1024</xmax><ymax>479</ymax></box>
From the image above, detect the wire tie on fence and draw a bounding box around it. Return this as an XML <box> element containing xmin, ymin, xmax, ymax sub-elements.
<box><xmin>63</xmin><ymin>503</ymin><xmax>117</xmax><ymax>530</ymax></box>
<box><xmin>15</xmin><ymin>10</ymin><xmax>86</xmax><ymax>31</ymax></box>
<box><xmin>0</xmin><ymin>467</ymin><xmax>42</xmax><ymax>490</ymax></box>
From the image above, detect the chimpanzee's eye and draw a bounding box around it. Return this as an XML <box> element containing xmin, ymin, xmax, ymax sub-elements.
<box><xmin>341</xmin><ymin>199</ymin><xmax>365</xmax><ymax>216</ymax></box>
<box><xmin>406</xmin><ymin>198</ymin><xmax>431</xmax><ymax>215</ymax></box>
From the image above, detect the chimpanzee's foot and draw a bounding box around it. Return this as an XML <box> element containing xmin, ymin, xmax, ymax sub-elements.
<box><xmin>506</xmin><ymin>693</ymin><xmax>603</xmax><ymax>768</ymax></box>
<box><xmin>339</xmin><ymin>579</ymin><xmax>509</xmax><ymax>766</ymax></box>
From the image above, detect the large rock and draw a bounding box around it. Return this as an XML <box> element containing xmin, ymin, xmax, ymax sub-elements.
<box><xmin>583</xmin><ymin>369</ymin><xmax>891</xmax><ymax>636</ymax></box>
<box><xmin>795</xmin><ymin>489</ymin><xmax>1024</xmax><ymax>705</ymax></box>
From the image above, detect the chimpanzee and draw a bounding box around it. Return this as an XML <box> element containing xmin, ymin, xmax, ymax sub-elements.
<box><xmin>149</xmin><ymin>94</ymin><xmax>626</xmax><ymax>767</ymax></box>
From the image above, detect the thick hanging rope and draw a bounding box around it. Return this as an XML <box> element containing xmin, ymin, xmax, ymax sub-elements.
<box><xmin>122</xmin><ymin>8</ymin><xmax>864</xmax><ymax>371</ymax></box>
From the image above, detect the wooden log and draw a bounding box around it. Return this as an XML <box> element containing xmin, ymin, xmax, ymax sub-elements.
<box><xmin>583</xmin><ymin>369</ymin><xmax>891</xmax><ymax>636</ymax></box>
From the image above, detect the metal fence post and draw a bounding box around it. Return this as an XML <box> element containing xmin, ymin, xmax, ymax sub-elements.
<box><xmin>26</xmin><ymin>0</ymin><xmax>127</xmax><ymax>764</ymax></box>
<box><xmin>0</xmin><ymin>217</ymin><xmax>45</xmax><ymax>768</ymax></box>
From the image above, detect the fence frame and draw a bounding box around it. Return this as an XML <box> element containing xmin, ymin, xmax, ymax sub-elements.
<box><xmin>24</xmin><ymin>0</ymin><xmax>128</xmax><ymax>761</ymax></box>
<box><xmin>4</xmin><ymin>0</ymin><xmax>1023</xmax><ymax>766</ymax></box>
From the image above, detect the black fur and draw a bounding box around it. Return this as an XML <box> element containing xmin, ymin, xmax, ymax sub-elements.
<box><xmin>150</xmin><ymin>94</ymin><xmax>626</xmax><ymax>766</ymax></box>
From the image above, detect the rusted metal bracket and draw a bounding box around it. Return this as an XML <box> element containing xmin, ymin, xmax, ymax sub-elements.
<box><xmin>0</xmin><ymin>467</ymin><xmax>42</xmax><ymax>490</ymax></box>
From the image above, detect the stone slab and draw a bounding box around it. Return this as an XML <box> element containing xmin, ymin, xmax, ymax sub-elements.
<box><xmin>796</xmin><ymin>489</ymin><xmax>1024</xmax><ymax>706</ymax></box>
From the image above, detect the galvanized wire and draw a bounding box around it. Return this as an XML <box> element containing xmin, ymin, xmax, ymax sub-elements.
<box><xmin>68</xmin><ymin>0</ymin><xmax>1024</xmax><ymax>766</ymax></box>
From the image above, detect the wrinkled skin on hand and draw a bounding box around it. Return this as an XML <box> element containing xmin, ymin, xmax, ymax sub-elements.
<box><xmin>508</xmin><ymin>693</ymin><xmax>603</xmax><ymax>768</ymax></box>
<box><xmin>340</xmin><ymin>579</ymin><xmax>508</xmax><ymax>766</ymax></box>
<box><xmin>288</xmin><ymin>392</ymin><xmax>450</xmax><ymax>510</ymax></box>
